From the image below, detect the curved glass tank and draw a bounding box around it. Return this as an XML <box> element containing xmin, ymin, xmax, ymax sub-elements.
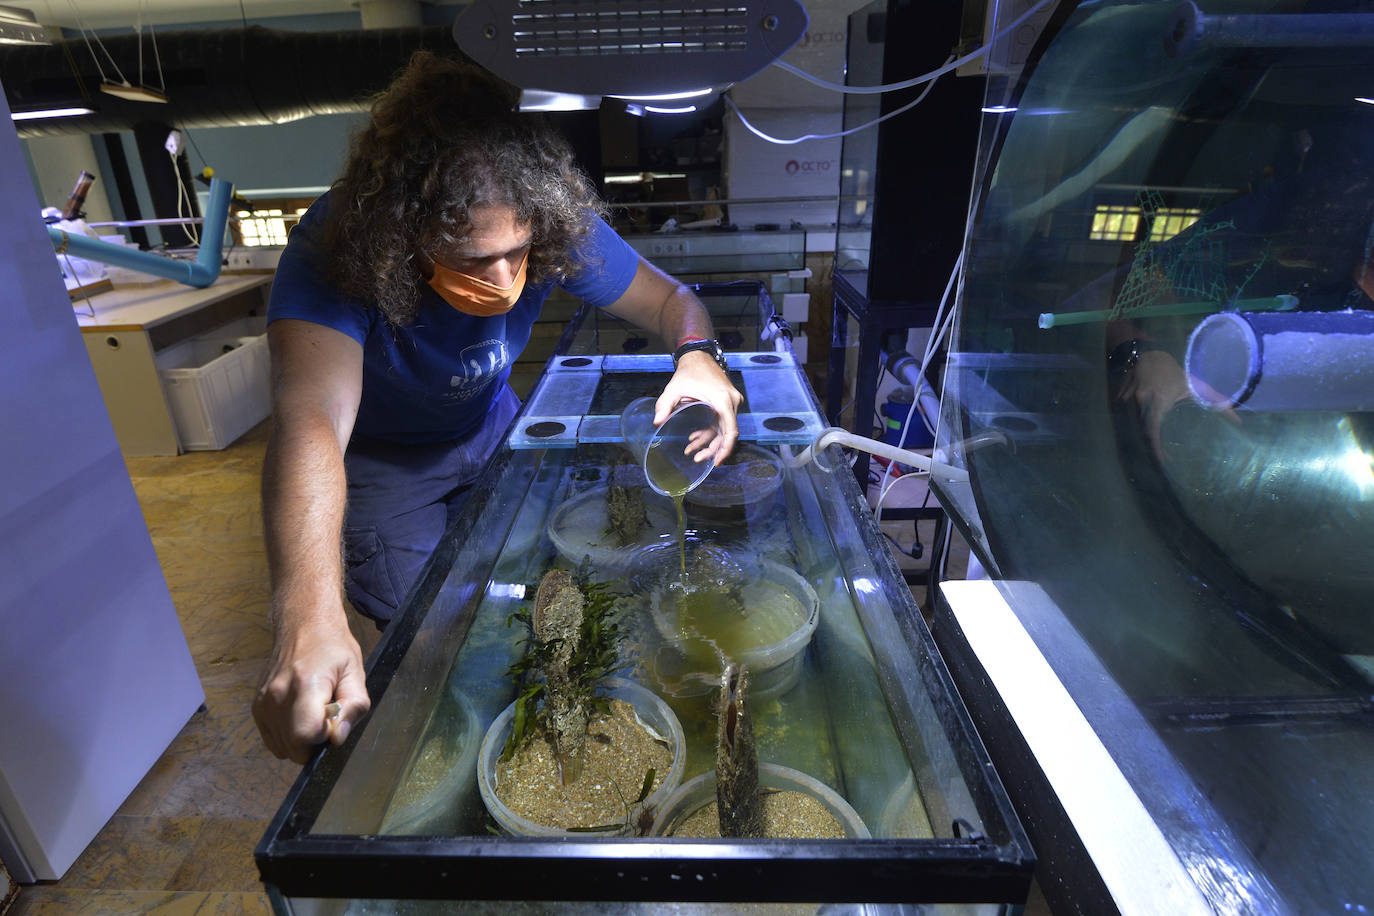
<box><xmin>937</xmin><ymin>0</ymin><xmax>1374</xmax><ymax>911</ymax></box>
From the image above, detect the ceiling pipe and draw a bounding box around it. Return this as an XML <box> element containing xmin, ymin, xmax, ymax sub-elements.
<box><xmin>2</xmin><ymin>24</ymin><xmax>461</xmax><ymax>137</ymax></box>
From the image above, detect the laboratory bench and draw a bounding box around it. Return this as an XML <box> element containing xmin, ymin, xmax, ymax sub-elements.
<box><xmin>72</xmin><ymin>274</ymin><xmax>271</xmax><ymax>456</ymax></box>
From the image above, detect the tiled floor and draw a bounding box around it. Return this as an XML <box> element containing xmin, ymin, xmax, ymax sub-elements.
<box><xmin>5</xmin><ymin>423</ymin><xmax>1015</xmax><ymax>916</ymax></box>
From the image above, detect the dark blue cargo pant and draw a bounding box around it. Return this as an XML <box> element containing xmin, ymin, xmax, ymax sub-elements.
<box><xmin>340</xmin><ymin>385</ymin><xmax>520</xmax><ymax>626</ymax></box>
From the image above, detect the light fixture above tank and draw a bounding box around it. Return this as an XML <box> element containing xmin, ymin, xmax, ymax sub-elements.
<box><xmin>10</xmin><ymin>106</ymin><xmax>95</xmax><ymax>121</ymax></box>
<box><xmin>0</xmin><ymin>4</ymin><xmax>50</xmax><ymax>45</ymax></box>
<box><xmin>453</xmin><ymin>0</ymin><xmax>808</xmax><ymax>112</ymax></box>
<box><xmin>98</xmin><ymin>81</ymin><xmax>169</xmax><ymax>103</ymax></box>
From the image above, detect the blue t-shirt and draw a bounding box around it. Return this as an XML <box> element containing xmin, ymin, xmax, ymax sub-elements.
<box><xmin>268</xmin><ymin>193</ymin><xmax>639</xmax><ymax>443</ymax></box>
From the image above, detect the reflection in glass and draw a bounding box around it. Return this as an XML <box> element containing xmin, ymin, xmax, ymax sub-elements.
<box><xmin>940</xmin><ymin>0</ymin><xmax>1374</xmax><ymax>910</ymax></box>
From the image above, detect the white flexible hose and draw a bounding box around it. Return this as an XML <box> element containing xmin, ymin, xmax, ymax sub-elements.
<box><xmin>781</xmin><ymin>427</ymin><xmax>972</xmax><ymax>484</ymax></box>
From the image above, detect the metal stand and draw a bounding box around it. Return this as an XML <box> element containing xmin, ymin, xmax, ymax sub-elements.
<box><xmin>825</xmin><ymin>273</ymin><xmax>945</xmax><ymax>609</ymax></box>
<box><xmin>825</xmin><ymin>270</ymin><xmax>940</xmax><ymax>487</ymax></box>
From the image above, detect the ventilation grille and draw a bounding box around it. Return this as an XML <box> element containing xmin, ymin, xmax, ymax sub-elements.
<box><xmin>511</xmin><ymin>3</ymin><xmax>750</xmax><ymax>57</ymax></box>
<box><xmin>452</xmin><ymin>0</ymin><xmax>808</xmax><ymax>97</ymax></box>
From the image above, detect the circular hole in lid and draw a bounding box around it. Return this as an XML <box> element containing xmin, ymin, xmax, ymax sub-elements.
<box><xmin>561</xmin><ymin>357</ymin><xmax>593</xmax><ymax>367</ymax></box>
<box><xmin>762</xmin><ymin>415</ymin><xmax>805</xmax><ymax>432</ymax></box>
<box><xmin>525</xmin><ymin>421</ymin><xmax>567</xmax><ymax>438</ymax></box>
<box><xmin>750</xmin><ymin>354</ymin><xmax>782</xmax><ymax>364</ymax></box>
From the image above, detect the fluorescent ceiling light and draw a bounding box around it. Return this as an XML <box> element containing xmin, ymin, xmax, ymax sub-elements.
<box><xmin>982</xmin><ymin>105</ymin><xmax>1017</xmax><ymax>113</ymax></box>
<box><xmin>645</xmin><ymin>105</ymin><xmax>698</xmax><ymax>115</ymax></box>
<box><xmin>609</xmin><ymin>88</ymin><xmax>715</xmax><ymax>102</ymax></box>
<box><xmin>1358</xmin><ymin>97</ymin><xmax>1374</xmax><ymax>105</ymax></box>
<box><xmin>517</xmin><ymin>88</ymin><xmax>601</xmax><ymax>112</ymax></box>
<box><xmin>0</xmin><ymin>4</ymin><xmax>49</xmax><ymax>46</ymax></box>
<box><xmin>11</xmin><ymin>107</ymin><xmax>95</xmax><ymax>121</ymax></box>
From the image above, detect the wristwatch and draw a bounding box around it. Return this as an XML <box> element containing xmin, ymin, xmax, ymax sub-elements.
<box><xmin>672</xmin><ymin>337</ymin><xmax>729</xmax><ymax>371</ymax></box>
<box><xmin>1107</xmin><ymin>338</ymin><xmax>1167</xmax><ymax>376</ymax></box>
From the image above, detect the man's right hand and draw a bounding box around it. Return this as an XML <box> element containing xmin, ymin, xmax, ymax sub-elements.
<box><xmin>1117</xmin><ymin>349</ymin><xmax>1238</xmax><ymax>461</ymax></box>
<box><xmin>253</xmin><ymin>615</ymin><xmax>371</xmax><ymax>764</ymax></box>
<box><xmin>258</xmin><ymin>319</ymin><xmax>367</xmax><ymax>764</ymax></box>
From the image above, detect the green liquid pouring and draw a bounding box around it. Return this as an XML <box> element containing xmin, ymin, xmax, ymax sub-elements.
<box><xmin>644</xmin><ymin>442</ymin><xmax>693</xmax><ymax>579</ymax></box>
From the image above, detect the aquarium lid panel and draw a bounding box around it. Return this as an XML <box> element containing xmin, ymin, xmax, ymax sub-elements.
<box><xmin>510</xmin><ymin>350</ymin><xmax>824</xmax><ymax>448</ymax></box>
<box><xmin>519</xmin><ymin>363</ymin><xmax>603</xmax><ymax>420</ymax></box>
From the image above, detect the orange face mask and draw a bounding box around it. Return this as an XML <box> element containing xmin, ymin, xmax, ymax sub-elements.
<box><xmin>426</xmin><ymin>251</ymin><xmax>529</xmax><ymax>317</ymax></box>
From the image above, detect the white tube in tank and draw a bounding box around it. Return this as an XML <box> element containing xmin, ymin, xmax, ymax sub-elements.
<box><xmin>1184</xmin><ymin>310</ymin><xmax>1374</xmax><ymax>411</ymax></box>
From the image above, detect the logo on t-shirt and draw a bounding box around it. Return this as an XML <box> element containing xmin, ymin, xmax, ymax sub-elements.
<box><xmin>449</xmin><ymin>339</ymin><xmax>508</xmax><ymax>399</ymax></box>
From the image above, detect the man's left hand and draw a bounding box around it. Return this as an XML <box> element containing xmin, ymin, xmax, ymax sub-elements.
<box><xmin>654</xmin><ymin>350</ymin><xmax>742</xmax><ymax>465</ymax></box>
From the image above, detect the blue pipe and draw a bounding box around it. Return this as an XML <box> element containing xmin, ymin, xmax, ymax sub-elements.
<box><xmin>47</xmin><ymin>178</ymin><xmax>232</xmax><ymax>289</ymax></box>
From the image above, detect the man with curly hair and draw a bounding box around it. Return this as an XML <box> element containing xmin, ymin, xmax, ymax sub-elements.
<box><xmin>253</xmin><ymin>51</ymin><xmax>742</xmax><ymax>764</ymax></box>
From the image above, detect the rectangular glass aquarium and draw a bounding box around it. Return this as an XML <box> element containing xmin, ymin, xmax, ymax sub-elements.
<box><xmin>930</xmin><ymin>0</ymin><xmax>1374</xmax><ymax>912</ymax></box>
<box><xmin>255</xmin><ymin>284</ymin><xmax>1034</xmax><ymax>913</ymax></box>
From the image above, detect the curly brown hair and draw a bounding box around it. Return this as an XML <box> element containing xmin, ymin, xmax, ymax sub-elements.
<box><xmin>321</xmin><ymin>51</ymin><xmax>607</xmax><ymax>325</ymax></box>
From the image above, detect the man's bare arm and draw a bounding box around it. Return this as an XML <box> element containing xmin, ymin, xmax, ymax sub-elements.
<box><xmin>603</xmin><ymin>258</ymin><xmax>743</xmax><ymax>463</ymax></box>
<box><xmin>253</xmin><ymin>319</ymin><xmax>371</xmax><ymax>764</ymax></box>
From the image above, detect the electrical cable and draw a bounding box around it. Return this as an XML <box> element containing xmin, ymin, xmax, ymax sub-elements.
<box><xmin>725</xmin><ymin>69</ymin><xmax>943</xmax><ymax>146</ymax></box>
<box><xmin>872</xmin><ymin>470</ymin><xmax>928</xmax><ymax>521</ymax></box>
<box><xmin>222</xmin><ymin>229</ymin><xmax>238</xmax><ymax>269</ymax></box>
<box><xmin>731</xmin><ymin>0</ymin><xmax>1054</xmax><ymax>147</ymax></box>
<box><xmin>882</xmin><ymin>528</ymin><xmax>914</xmax><ymax>555</ymax></box>
<box><xmin>872</xmin><ymin>252</ymin><xmax>964</xmax><ymax>524</ymax></box>
<box><xmin>934</xmin><ymin>515</ymin><xmax>955</xmax><ymax>582</ymax></box>
<box><xmin>834</xmin><ymin>392</ymin><xmax>858</xmax><ymax>429</ymax></box>
<box><xmin>171</xmin><ymin>148</ymin><xmax>201</xmax><ymax>246</ymax></box>
<box><xmin>910</xmin><ymin>250</ymin><xmax>964</xmax><ymax>437</ymax></box>
<box><xmin>183</xmin><ymin>129</ymin><xmax>209</xmax><ymax>172</ymax></box>
<box><xmin>768</xmin><ymin>0</ymin><xmax>1055</xmax><ymax>96</ymax></box>
<box><xmin>910</xmin><ymin>484</ymin><xmax>934</xmax><ymax>558</ymax></box>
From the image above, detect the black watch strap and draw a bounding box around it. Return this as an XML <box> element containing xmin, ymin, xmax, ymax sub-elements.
<box><xmin>1107</xmin><ymin>338</ymin><xmax>1166</xmax><ymax>375</ymax></box>
<box><xmin>673</xmin><ymin>337</ymin><xmax>728</xmax><ymax>371</ymax></box>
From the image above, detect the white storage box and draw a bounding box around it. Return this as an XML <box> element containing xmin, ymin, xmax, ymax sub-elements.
<box><xmin>155</xmin><ymin>319</ymin><xmax>271</xmax><ymax>451</ymax></box>
<box><xmin>209</xmin><ymin>315</ymin><xmax>268</xmax><ymax>338</ymax></box>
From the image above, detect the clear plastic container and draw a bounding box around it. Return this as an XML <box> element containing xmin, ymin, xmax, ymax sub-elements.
<box><xmin>620</xmin><ymin>396</ymin><xmax>720</xmax><ymax>497</ymax></box>
<box><xmin>378</xmin><ymin>687</ymin><xmax>480</xmax><ymax>836</ymax></box>
<box><xmin>683</xmin><ymin>442</ymin><xmax>785</xmax><ymax>525</ymax></box>
<box><xmin>546</xmin><ymin>487</ymin><xmax>680</xmax><ymax>575</ymax></box>
<box><xmin>628</xmin><ymin>543</ymin><xmax>820</xmax><ymax>699</ymax></box>
<box><xmin>650</xmin><ymin>763</ymin><xmax>871</xmax><ymax>838</ymax></box>
<box><xmin>476</xmin><ymin>678</ymin><xmax>686</xmax><ymax>836</ymax></box>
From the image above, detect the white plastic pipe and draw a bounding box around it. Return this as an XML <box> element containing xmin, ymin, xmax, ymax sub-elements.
<box><xmin>782</xmin><ymin>427</ymin><xmax>971</xmax><ymax>483</ymax></box>
<box><xmin>1186</xmin><ymin>310</ymin><xmax>1374</xmax><ymax>411</ymax></box>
